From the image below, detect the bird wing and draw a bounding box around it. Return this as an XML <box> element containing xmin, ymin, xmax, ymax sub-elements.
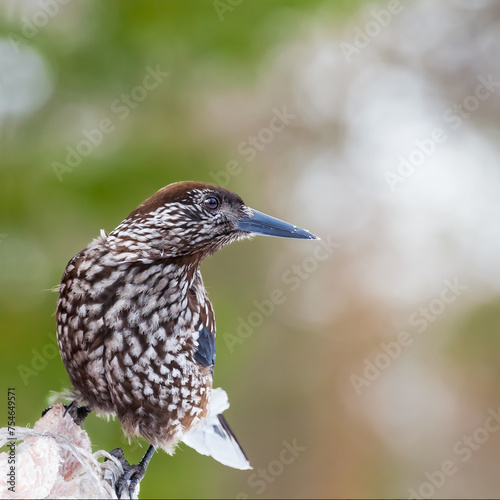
<box><xmin>193</xmin><ymin>326</ymin><xmax>215</xmax><ymax>375</ymax></box>
<box><xmin>181</xmin><ymin>387</ymin><xmax>252</xmax><ymax>470</ymax></box>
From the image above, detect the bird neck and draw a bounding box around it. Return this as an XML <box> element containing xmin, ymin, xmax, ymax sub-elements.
<box><xmin>102</xmin><ymin>228</ymin><xmax>209</xmax><ymax>266</ymax></box>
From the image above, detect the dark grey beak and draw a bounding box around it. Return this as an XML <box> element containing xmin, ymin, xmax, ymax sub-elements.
<box><xmin>237</xmin><ymin>208</ymin><xmax>318</xmax><ymax>240</ymax></box>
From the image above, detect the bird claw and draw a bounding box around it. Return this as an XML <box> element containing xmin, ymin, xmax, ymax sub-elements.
<box><xmin>108</xmin><ymin>448</ymin><xmax>145</xmax><ymax>499</ymax></box>
<box><xmin>41</xmin><ymin>403</ymin><xmax>91</xmax><ymax>427</ymax></box>
<box><xmin>63</xmin><ymin>402</ymin><xmax>92</xmax><ymax>427</ymax></box>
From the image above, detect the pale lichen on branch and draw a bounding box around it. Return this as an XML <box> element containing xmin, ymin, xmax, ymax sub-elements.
<box><xmin>0</xmin><ymin>404</ymin><xmax>137</xmax><ymax>499</ymax></box>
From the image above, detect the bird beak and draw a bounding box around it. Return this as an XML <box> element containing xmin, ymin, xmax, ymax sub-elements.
<box><xmin>237</xmin><ymin>209</ymin><xmax>318</xmax><ymax>240</ymax></box>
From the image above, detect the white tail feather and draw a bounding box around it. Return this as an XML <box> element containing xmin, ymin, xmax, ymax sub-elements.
<box><xmin>181</xmin><ymin>388</ymin><xmax>252</xmax><ymax>470</ymax></box>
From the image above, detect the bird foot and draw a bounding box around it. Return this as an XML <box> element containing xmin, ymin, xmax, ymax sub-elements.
<box><xmin>108</xmin><ymin>448</ymin><xmax>145</xmax><ymax>499</ymax></box>
<box><xmin>64</xmin><ymin>402</ymin><xmax>92</xmax><ymax>427</ymax></box>
<box><xmin>41</xmin><ymin>403</ymin><xmax>91</xmax><ymax>427</ymax></box>
<box><xmin>41</xmin><ymin>406</ymin><xmax>52</xmax><ymax>418</ymax></box>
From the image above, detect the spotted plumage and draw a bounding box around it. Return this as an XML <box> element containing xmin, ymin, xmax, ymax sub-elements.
<box><xmin>56</xmin><ymin>181</ymin><xmax>317</xmax><ymax>497</ymax></box>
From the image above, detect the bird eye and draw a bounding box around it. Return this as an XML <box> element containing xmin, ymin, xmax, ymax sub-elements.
<box><xmin>204</xmin><ymin>196</ymin><xmax>220</xmax><ymax>211</ymax></box>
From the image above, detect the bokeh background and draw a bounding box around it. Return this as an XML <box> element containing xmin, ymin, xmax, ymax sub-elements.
<box><xmin>2</xmin><ymin>0</ymin><xmax>500</xmax><ymax>498</ymax></box>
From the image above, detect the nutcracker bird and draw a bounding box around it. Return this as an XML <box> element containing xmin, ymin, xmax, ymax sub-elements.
<box><xmin>56</xmin><ymin>181</ymin><xmax>317</xmax><ymax>498</ymax></box>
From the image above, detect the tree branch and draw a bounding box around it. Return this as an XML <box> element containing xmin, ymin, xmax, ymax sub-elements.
<box><xmin>0</xmin><ymin>404</ymin><xmax>137</xmax><ymax>499</ymax></box>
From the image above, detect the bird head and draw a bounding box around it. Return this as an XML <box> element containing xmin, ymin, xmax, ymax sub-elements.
<box><xmin>107</xmin><ymin>181</ymin><xmax>317</xmax><ymax>262</ymax></box>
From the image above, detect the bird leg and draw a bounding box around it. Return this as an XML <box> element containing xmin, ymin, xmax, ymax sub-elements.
<box><xmin>109</xmin><ymin>444</ymin><xmax>156</xmax><ymax>499</ymax></box>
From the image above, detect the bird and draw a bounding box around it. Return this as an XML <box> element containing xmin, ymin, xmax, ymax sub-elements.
<box><xmin>56</xmin><ymin>181</ymin><xmax>317</xmax><ymax>498</ymax></box>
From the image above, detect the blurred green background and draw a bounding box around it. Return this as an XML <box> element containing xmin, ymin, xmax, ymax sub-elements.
<box><xmin>2</xmin><ymin>0</ymin><xmax>500</xmax><ymax>498</ymax></box>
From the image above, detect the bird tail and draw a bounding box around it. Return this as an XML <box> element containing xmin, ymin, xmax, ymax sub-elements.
<box><xmin>181</xmin><ymin>387</ymin><xmax>252</xmax><ymax>470</ymax></box>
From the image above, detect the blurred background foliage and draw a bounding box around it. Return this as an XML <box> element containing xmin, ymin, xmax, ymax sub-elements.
<box><xmin>2</xmin><ymin>0</ymin><xmax>500</xmax><ymax>498</ymax></box>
